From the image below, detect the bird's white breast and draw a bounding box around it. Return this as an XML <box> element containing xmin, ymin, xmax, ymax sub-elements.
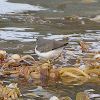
<box><xmin>35</xmin><ymin>46</ymin><xmax>63</xmax><ymax>60</ymax></box>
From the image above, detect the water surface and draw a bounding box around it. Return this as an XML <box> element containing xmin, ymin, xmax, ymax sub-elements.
<box><xmin>0</xmin><ymin>0</ymin><xmax>100</xmax><ymax>100</ymax></box>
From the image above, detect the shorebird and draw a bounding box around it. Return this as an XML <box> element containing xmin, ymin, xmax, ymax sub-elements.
<box><xmin>35</xmin><ymin>37</ymin><xmax>68</xmax><ymax>60</ymax></box>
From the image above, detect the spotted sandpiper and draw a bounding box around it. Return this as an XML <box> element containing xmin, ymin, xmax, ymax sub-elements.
<box><xmin>35</xmin><ymin>37</ymin><xmax>68</xmax><ymax>60</ymax></box>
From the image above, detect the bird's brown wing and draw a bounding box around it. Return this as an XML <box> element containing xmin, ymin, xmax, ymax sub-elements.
<box><xmin>36</xmin><ymin>37</ymin><xmax>68</xmax><ymax>52</ymax></box>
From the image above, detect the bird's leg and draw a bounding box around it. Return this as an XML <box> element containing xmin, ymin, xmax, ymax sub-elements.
<box><xmin>52</xmin><ymin>53</ymin><xmax>62</xmax><ymax>63</ymax></box>
<box><xmin>47</xmin><ymin>60</ymin><xmax>50</xmax><ymax>64</ymax></box>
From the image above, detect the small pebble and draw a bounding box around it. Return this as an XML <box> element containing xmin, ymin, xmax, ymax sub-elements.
<box><xmin>10</xmin><ymin>54</ymin><xmax>20</xmax><ymax>60</ymax></box>
<box><xmin>49</xmin><ymin>96</ymin><xmax>59</xmax><ymax>100</ymax></box>
<box><xmin>66</xmin><ymin>51</ymin><xmax>74</xmax><ymax>56</ymax></box>
<box><xmin>0</xmin><ymin>50</ymin><xmax>6</xmax><ymax>55</ymax></box>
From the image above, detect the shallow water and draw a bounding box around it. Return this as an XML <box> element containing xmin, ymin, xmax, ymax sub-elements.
<box><xmin>0</xmin><ymin>0</ymin><xmax>100</xmax><ymax>100</ymax></box>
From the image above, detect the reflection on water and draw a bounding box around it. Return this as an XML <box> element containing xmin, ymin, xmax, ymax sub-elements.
<box><xmin>0</xmin><ymin>27</ymin><xmax>38</xmax><ymax>42</ymax></box>
<box><xmin>0</xmin><ymin>0</ymin><xmax>46</xmax><ymax>14</ymax></box>
<box><xmin>0</xmin><ymin>0</ymin><xmax>100</xmax><ymax>100</ymax></box>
